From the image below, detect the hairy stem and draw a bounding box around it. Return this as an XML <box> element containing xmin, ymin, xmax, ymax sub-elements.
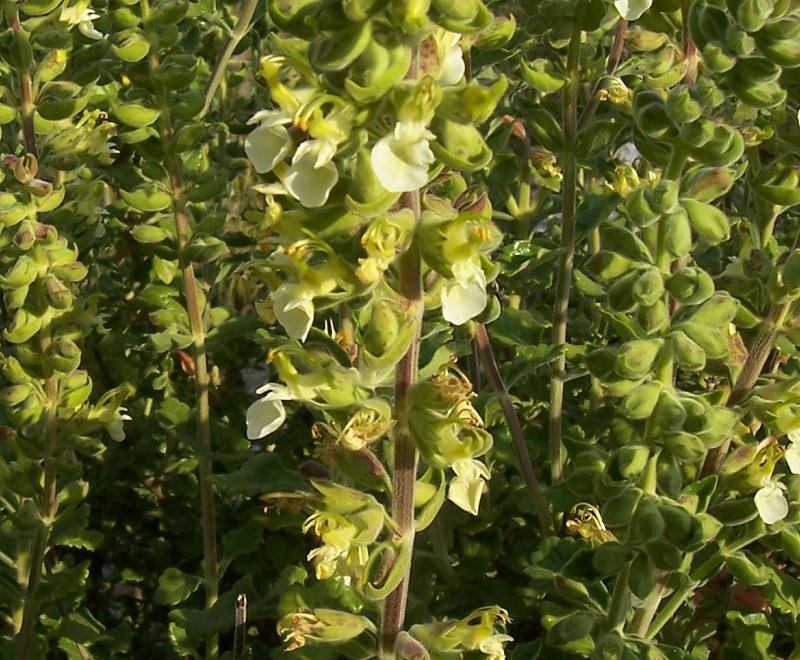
<box><xmin>548</xmin><ymin>22</ymin><xmax>582</xmax><ymax>486</ymax></box>
<box><xmin>474</xmin><ymin>323</ymin><xmax>554</xmax><ymax>535</ymax></box>
<box><xmin>378</xmin><ymin>191</ymin><xmax>423</xmax><ymax>658</ymax></box>
<box><xmin>605</xmin><ymin>561</ymin><xmax>633</xmax><ymax>633</ymax></box>
<box><xmin>15</xmin><ymin>334</ymin><xmax>58</xmax><ymax>660</ymax></box>
<box><xmin>11</xmin><ymin>8</ymin><xmax>54</xmax><ymax>655</ymax></box>
<box><xmin>200</xmin><ymin>0</ymin><xmax>258</xmax><ymax>119</ymax></box>
<box><xmin>143</xmin><ymin>3</ymin><xmax>219</xmax><ymax>654</ymax></box>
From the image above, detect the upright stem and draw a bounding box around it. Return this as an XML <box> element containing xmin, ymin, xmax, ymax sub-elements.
<box><xmin>473</xmin><ymin>323</ymin><xmax>554</xmax><ymax>535</ymax></box>
<box><xmin>378</xmin><ymin>192</ymin><xmax>423</xmax><ymax>658</ymax></box>
<box><xmin>681</xmin><ymin>0</ymin><xmax>698</xmax><ymax>86</ymax></box>
<box><xmin>142</xmin><ymin>4</ymin><xmax>219</xmax><ymax>655</ymax></box>
<box><xmin>15</xmin><ymin>334</ymin><xmax>58</xmax><ymax>660</ymax></box>
<box><xmin>200</xmin><ymin>0</ymin><xmax>258</xmax><ymax>119</ymax></box>
<box><xmin>605</xmin><ymin>561</ymin><xmax>632</xmax><ymax>632</ymax></box>
<box><xmin>548</xmin><ymin>23</ymin><xmax>581</xmax><ymax>486</ymax></box>
<box><xmin>10</xmin><ymin>8</ymin><xmax>55</xmax><ymax>656</ymax></box>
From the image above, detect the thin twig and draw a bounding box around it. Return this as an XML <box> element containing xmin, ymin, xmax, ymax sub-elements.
<box><xmin>200</xmin><ymin>0</ymin><xmax>259</xmax><ymax>119</ymax></box>
<box><xmin>548</xmin><ymin>23</ymin><xmax>582</xmax><ymax>486</ymax></box>
<box><xmin>473</xmin><ymin>323</ymin><xmax>554</xmax><ymax>535</ymax></box>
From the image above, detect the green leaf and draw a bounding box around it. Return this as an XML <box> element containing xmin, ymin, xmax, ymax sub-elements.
<box><xmin>112</xmin><ymin>103</ymin><xmax>162</xmax><ymax>128</ymax></box>
<box><xmin>132</xmin><ymin>224</ymin><xmax>170</xmax><ymax>243</ymax></box>
<box><xmin>214</xmin><ymin>453</ymin><xmax>306</xmax><ymax>497</ymax></box>
<box><xmin>120</xmin><ymin>186</ymin><xmax>172</xmax><ymax>212</ymax></box>
<box><xmin>155</xmin><ymin>568</ymin><xmax>202</xmax><ymax>606</ymax></box>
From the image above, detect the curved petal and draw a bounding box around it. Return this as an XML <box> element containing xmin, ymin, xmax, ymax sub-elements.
<box><xmin>755</xmin><ymin>482</ymin><xmax>789</xmax><ymax>524</ymax></box>
<box><xmin>786</xmin><ymin>443</ymin><xmax>800</xmax><ymax>474</ymax></box>
<box><xmin>280</xmin><ymin>153</ymin><xmax>339</xmax><ymax>208</ymax></box>
<box><xmin>273</xmin><ymin>284</ymin><xmax>315</xmax><ymax>341</ymax></box>
<box><xmin>440</xmin><ymin>44</ymin><xmax>465</xmax><ymax>86</ymax></box>
<box><xmin>246</xmin><ymin>394</ymin><xmax>287</xmax><ymax>440</ymax></box>
<box><xmin>448</xmin><ymin>459</ymin><xmax>489</xmax><ymax>515</ymax></box>
<box><xmin>245</xmin><ymin>124</ymin><xmax>293</xmax><ymax>174</ymax></box>
<box><xmin>79</xmin><ymin>20</ymin><xmax>103</xmax><ymax>40</ymax></box>
<box><xmin>441</xmin><ymin>262</ymin><xmax>488</xmax><ymax>325</ymax></box>
<box><xmin>613</xmin><ymin>0</ymin><xmax>653</xmax><ymax>20</ymax></box>
<box><xmin>371</xmin><ymin>123</ymin><xmax>435</xmax><ymax>193</ymax></box>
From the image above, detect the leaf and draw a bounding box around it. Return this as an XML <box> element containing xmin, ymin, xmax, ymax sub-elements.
<box><xmin>112</xmin><ymin>31</ymin><xmax>151</xmax><ymax>63</ymax></box>
<box><xmin>112</xmin><ymin>102</ymin><xmax>161</xmax><ymax>128</ymax></box>
<box><xmin>155</xmin><ymin>568</ymin><xmax>202</xmax><ymax>606</ymax></box>
<box><xmin>489</xmin><ymin>307</ymin><xmax>551</xmax><ymax>347</ymax></box>
<box><xmin>120</xmin><ymin>186</ymin><xmax>172</xmax><ymax>212</ymax></box>
<box><xmin>132</xmin><ymin>224</ymin><xmax>170</xmax><ymax>243</ymax></box>
<box><xmin>213</xmin><ymin>453</ymin><xmax>306</xmax><ymax>497</ymax></box>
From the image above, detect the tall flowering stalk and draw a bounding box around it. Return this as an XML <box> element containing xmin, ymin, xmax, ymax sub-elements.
<box><xmin>244</xmin><ymin>0</ymin><xmax>519</xmax><ymax>656</ymax></box>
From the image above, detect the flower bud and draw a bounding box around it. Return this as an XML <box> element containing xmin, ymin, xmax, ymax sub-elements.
<box><xmin>47</xmin><ymin>337</ymin><xmax>82</xmax><ymax>373</ymax></box>
<box><xmin>615</xmin><ymin>338</ymin><xmax>663</xmax><ymax>379</ymax></box>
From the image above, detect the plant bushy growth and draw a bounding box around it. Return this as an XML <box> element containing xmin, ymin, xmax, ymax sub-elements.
<box><xmin>1</xmin><ymin>0</ymin><xmax>800</xmax><ymax>658</ymax></box>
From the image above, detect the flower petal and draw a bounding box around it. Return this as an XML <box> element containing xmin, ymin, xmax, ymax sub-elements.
<box><xmin>448</xmin><ymin>458</ymin><xmax>490</xmax><ymax>515</ymax></box>
<box><xmin>371</xmin><ymin>122</ymin><xmax>435</xmax><ymax>193</ymax></box>
<box><xmin>273</xmin><ymin>284</ymin><xmax>315</xmax><ymax>341</ymax></box>
<box><xmin>440</xmin><ymin>43</ymin><xmax>465</xmax><ymax>86</ymax></box>
<box><xmin>441</xmin><ymin>261</ymin><xmax>488</xmax><ymax>325</ymax></box>
<box><xmin>245</xmin><ymin>124</ymin><xmax>293</xmax><ymax>174</ymax></box>
<box><xmin>79</xmin><ymin>20</ymin><xmax>103</xmax><ymax>40</ymax></box>
<box><xmin>786</xmin><ymin>443</ymin><xmax>800</xmax><ymax>474</ymax></box>
<box><xmin>755</xmin><ymin>481</ymin><xmax>789</xmax><ymax>524</ymax></box>
<box><xmin>613</xmin><ymin>0</ymin><xmax>653</xmax><ymax>20</ymax></box>
<box><xmin>280</xmin><ymin>153</ymin><xmax>339</xmax><ymax>208</ymax></box>
<box><xmin>246</xmin><ymin>394</ymin><xmax>287</xmax><ymax>439</ymax></box>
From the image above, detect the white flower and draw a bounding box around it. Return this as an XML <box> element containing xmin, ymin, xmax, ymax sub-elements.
<box><xmin>447</xmin><ymin>458</ymin><xmax>491</xmax><ymax>515</ymax></box>
<box><xmin>441</xmin><ymin>259</ymin><xmax>488</xmax><ymax>325</ymax></box>
<box><xmin>755</xmin><ymin>480</ymin><xmax>789</xmax><ymax>524</ymax></box>
<box><xmin>479</xmin><ymin>633</ymin><xmax>513</xmax><ymax>660</ymax></box>
<box><xmin>614</xmin><ymin>141</ymin><xmax>641</xmax><ymax>165</ymax></box>
<box><xmin>272</xmin><ymin>282</ymin><xmax>315</xmax><ymax>341</ymax></box>
<box><xmin>440</xmin><ymin>32</ymin><xmax>465</xmax><ymax>86</ymax></box>
<box><xmin>278</xmin><ymin>146</ymin><xmax>339</xmax><ymax>208</ymax></box>
<box><xmin>106</xmin><ymin>407</ymin><xmax>132</xmax><ymax>442</ymax></box>
<box><xmin>786</xmin><ymin>441</ymin><xmax>800</xmax><ymax>475</ymax></box>
<box><xmin>245</xmin><ymin>110</ymin><xmax>293</xmax><ymax>174</ymax></box>
<box><xmin>613</xmin><ymin>0</ymin><xmax>653</xmax><ymax>20</ymax></box>
<box><xmin>246</xmin><ymin>383</ymin><xmax>293</xmax><ymax>440</ymax></box>
<box><xmin>371</xmin><ymin>121</ymin><xmax>436</xmax><ymax>193</ymax></box>
<box><xmin>61</xmin><ymin>2</ymin><xmax>103</xmax><ymax>40</ymax></box>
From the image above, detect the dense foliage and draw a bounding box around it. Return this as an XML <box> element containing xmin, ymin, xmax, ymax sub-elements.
<box><xmin>1</xmin><ymin>0</ymin><xmax>800</xmax><ymax>658</ymax></box>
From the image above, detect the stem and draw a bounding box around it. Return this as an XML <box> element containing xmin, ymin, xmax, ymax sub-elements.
<box><xmin>11</xmin><ymin>8</ymin><xmax>54</xmax><ymax>654</ymax></box>
<box><xmin>605</xmin><ymin>562</ymin><xmax>632</xmax><ymax>633</ymax></box>
<box><xmin>681</xmin><ymin>0</ymin><xmax>697</xmax><ymax>86</ymax></box>
<box><xmin>646</xmin><ymin>528</ymin><xmax>767</xmax><ymax>640</ymax></box>
<box><xmin>5</xmin><ymin>8</ymin><xmax>37</xmax><ymax>159</ymax></box>
<box><xmin>233</xmin><ymin>594</ymin><xmax>247</xmax><ymax>659</ymax></box>
<box><xmin>629</xmin><ymin>585</ymin><xmax>664</xmax><ymax>637</ymax></box>
<box><xmin>378</xmin><ymin>194</ymin><xmax>423</xmax><ymax>659</ymax></box>
<box><xmin>548</xmin><ymin>22</ymin><xmax>581</xmax><ymax>486</ymax></box>
<box><xmin>142</xmin><ymin>4</ymin><xmax>219</xmax><ymax>655</ymax></box>
<box><xmin>200</xmin><ymin>0</ymin><xmax>258</xmax><ymax>119</ymax></box>
<box><xmin>700</xmin><ymin>301</ymin><xmax>791</xmax><ymax>476</ymax></box>
<box><xmin>578</xmin><ymin>18</ymin><xmax>627</xmax><ymax>130</ymax></box>
<box><xmin>15</xmin><ymin>339</ymin><xmax>57</xmax><ymax>660</ymax></box>
<box><xmin>665</xmin><ymin>145</ymin><xmax>688</xmax><ymax>181</ymax></box>
<box><xmin>473</xmin><ymin>323</ymin><xmax>554</xmax><ymax>535</ymax></box>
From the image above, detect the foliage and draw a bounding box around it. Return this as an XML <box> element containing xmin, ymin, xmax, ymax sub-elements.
<box><xmin>0</xmin><ymin>0</ymin><xmax>800</xmax><ymax>658</ymax></box>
